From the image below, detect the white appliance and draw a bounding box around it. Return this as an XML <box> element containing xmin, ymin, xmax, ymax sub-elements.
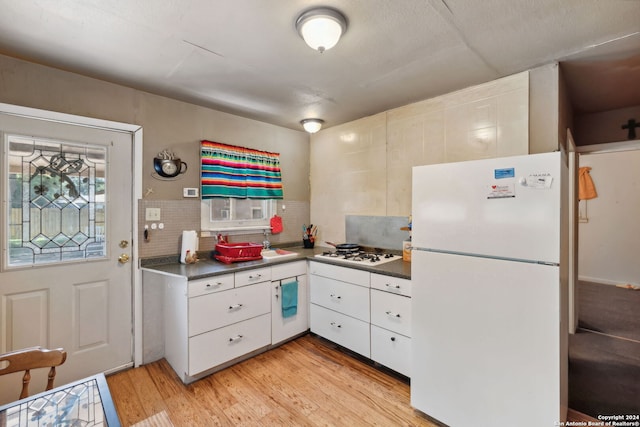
<box><xmin>314</xmin><ymin>252</ymin><xmax>401</xmax><ymax>266</ymax></box>
<box><xmin>410</xmin><ymin>152</ymin><xmax>568</xmax><ymax>427</ymax></box>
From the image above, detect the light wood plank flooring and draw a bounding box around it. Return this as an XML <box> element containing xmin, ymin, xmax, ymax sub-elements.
<box><xmin>106</xmin><ymin>334</ymin><xmax>596</xmax><ymax>426</ymax></box>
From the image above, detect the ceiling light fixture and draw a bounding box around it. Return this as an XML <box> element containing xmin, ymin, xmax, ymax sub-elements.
<box><xmin>301</xmin><ymin>118</ymin><xmax>324</xmax><ymax>133</ymax></box>
<box><xmin>296</xmin><ymin>7</ymin><xmax>347</xmax><ymax>53</ymax></box>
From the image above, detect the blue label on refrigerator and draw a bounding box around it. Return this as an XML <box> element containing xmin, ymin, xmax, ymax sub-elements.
<box><xmin>494</xmin><ymin>168</ymin><xmax>515</xmax><ymax>179</ymax></box>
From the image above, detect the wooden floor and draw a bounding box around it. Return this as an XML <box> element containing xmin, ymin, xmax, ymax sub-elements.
<box><xmin>106</xmin><ymin>334</ymin><xmax>596</xmax><ymax>426</ymax></box>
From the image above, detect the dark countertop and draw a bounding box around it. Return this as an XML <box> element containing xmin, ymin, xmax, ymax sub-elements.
<box><xmin>141</xmin><ymin>246</ymin><xmax>411</xmax><ymax>280</ymax></box>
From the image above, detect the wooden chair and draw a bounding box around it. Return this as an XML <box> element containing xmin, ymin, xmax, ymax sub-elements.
<box><xmin>0</xmin><ymin>346</ymin><xmax>67</xmax><ymax>400</ymax></box>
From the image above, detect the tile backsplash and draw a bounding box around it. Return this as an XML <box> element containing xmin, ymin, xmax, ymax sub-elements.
<box><xmin>346</xmin><ymin>215</ymin><xmax>410</xmax><ymax>250</ymax></box>
<box><xmin>138</xmin><ymin>199</ymin><xmax>310</xmax><ymax>259</ymax></box>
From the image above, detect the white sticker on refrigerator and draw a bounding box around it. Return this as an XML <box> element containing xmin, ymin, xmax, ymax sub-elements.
<box><xmin>526</xmin><ymin>175</ymin><xmax>553</xmax><ymax>189</ymax></box>
<box><xmin>487</xmin><ymin>183</ymin><xmax>515</xmax><ymax>199</ymax></box>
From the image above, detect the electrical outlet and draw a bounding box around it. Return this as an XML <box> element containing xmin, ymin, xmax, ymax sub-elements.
<box><xmin>145</xmin><ymin>208</ymin><xmax>161</xmax><ymax>221</ymax></box>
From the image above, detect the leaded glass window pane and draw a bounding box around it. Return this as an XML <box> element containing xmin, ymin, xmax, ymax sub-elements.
<box><xmin>6</xmin><ymin>135</ymin><xmax>107</xmax><ymax>267</ymax></box>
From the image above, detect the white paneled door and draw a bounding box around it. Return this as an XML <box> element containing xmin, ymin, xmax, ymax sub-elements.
<box><xmin>0</xmin><ymin>110</ymin><xmax>135</xmax><ymax>404</ymax></box>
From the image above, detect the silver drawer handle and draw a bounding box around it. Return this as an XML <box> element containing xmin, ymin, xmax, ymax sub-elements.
<box><xmin>330</xmin><ymin>294</ymin><xmax>342</xmax><ymax>299</ymax></box>
<box><xmin>249</xmin><ymin>274</ymin><xmax>262</xmax><ymax>280</ymax></box>
<box><xmin>385</xmin><ymin>283</ymin><xmax>401</xmax><ymax>289</ymax></box>
<box><xmin>205</xmin><ymin>282</ymin><xmax>222</xmax><ymax>289</ymax></box>
<box><xmin>228</xmin><ymin>303</ymin><xmax>244</xmax><ymax>310</ymax></box>
<box><xmin>385</xmin><ymin>310</ymin><xmax>401</xmax><ymax>318</ymax></box>
<box><xmin>330</xmin><ymin>322</ymin><xmax>342</xmax><ymax>328</ymax></box>
<box><xmin>229</xmin><ymin>335</ymin><xmax>243</xmax><ymax>342</ymax></box>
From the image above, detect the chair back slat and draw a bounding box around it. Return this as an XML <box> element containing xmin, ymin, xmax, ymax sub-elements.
<box><xmin>0</xmin><ymin>346</ymin><xmax>67</xmax><ymax>399</ymax></box>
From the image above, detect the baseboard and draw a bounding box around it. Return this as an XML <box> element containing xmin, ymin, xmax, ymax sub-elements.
<box><xmin>577</xmin><ymin>276</ymin><xmax>631</xmax><ymax>286</ymax></box>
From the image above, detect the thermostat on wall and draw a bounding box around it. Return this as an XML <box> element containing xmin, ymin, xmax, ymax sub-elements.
<box><xmin>183</xmin><ymin>188</ymin><xmax>199</xmax><ymax>198</ymax></box>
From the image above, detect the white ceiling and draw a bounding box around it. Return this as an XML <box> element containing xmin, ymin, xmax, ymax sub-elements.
<box><xmin>0</xmin><ymin>0</ymin><xmax>639</xmax><ymax>132</ymax></box>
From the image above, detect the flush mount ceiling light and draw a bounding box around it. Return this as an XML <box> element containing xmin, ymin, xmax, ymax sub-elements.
<box><xmin>301</xmin><ymin>118</ymin><xmax>324</xmax><ymax>133</ymax></box>
<box><xmin>296</xmin><ymin>7</ymin><xmax>347</xmax><ymax>53</ymax></box>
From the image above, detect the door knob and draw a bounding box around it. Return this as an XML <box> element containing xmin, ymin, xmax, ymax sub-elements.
<box><xmin>118</xmin><ymin>254</ymin><xmax>130</xmax><ymax>264</ymax></box>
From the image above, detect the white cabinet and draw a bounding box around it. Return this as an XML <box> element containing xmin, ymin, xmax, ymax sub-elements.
<box><xmin>235</xmin><ymin>267</ymin><xmax>271</xmax><ymax>288</ymax></box>
<box><xmin>271</xmin><ymin>261</ymin><xmax>309</xmax><ymax>345</ymax></box>
<box><xmin>310</xmin><ymin>275</ymin><xmax>370</xmax><ymax>322</ymax></box>
<box><xmin>189</xmin><ymin>281</ymin><xmax>270</xmax><ymax>337</ymax></box>
<box><xmin>189</xmin><ymin>313</ymin><xmax>271</xmax><ymax>375</ymax></box>
<box><xmin>187</xmin><ymin>274</ymin><xmax>234</xmax><ymax>297</ymax></box>
<box><xmin>309</xmin><ymin>261</ymin><xmax>370</xmax><ymax>286</ymax></box>
<box><xmin>370</xmin><ymin>273</ymin><xmax>412</xmax><ymax>377</ymax></box>
<box><xmin>310</xmin><ymin>304</ymin><xmax>371</xmax><ymax>357</ymax></box>
<box><xmin>370</xmin><ymin>289</ymin><xmax>411</xmax><ymax>337</ymax></box>
<box><xmin>370</xmin><ymin>325</ymin><xmax>411</xmax><ymax>377</ymax></box>
<box><xmin>163</xmin><ymin>261</ymin><xmax>307</xmax><ymax>384</ymax></box>
<box><xmin>309</xmin><ymin>262</ymin><xmax>413</xmax><ymax>376</ymax></box>
<box><xmin>370</xmin><ymin>274</ymin><xmax>411</xmax><ymax>297</ymax></box>
<box><xmin>309</xmin><ymin>261</ymin><xmax>371</xmax><ymax>358</ymax></box>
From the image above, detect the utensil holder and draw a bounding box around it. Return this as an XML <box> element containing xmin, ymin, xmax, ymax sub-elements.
<box><xmin>303</xmin><ymin>239</ymin><xmax>314</xmax><ymax>248</ymax></box>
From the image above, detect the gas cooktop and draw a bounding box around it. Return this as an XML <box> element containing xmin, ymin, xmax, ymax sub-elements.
<box><xmin>314</xmin><ymin>250</ymin><xmax>401</xmax><ymax>266</ymax></box>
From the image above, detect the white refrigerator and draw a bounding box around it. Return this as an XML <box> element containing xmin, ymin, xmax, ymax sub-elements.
<box><xmin>410</xmin><ymin>152</ymin><xmax>568</xmax><ymax>427</ymax></box>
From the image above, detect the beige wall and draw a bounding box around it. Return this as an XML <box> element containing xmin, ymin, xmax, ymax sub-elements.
<box><xmin>578</xmin><ymin>149</ymin><xmax>640</xmax><ymax>286</ymax></box>
<box><xmin>0</xmin><ymin>54</ymin><xmax>564</xmax><ymax>255</ymax></box>
<box><xmin>0</xmin><ymin>54</ymin><xmax>310</xmax><ymax>257</ymax></box>
<box><xmin>0</xmin><ymin>54</ymin><xmax>310</xmax><ymax>201</ymax></box>
<box><xmin>529</xmin><ymin>63</ymin><xmax>560</xmax><ymax>154</ymax></box>
<box><xmin>557</xmin><ymin>65</ymin><xmax>574</xmax><ymax>152</ymax></box>
<box><xmin>573</xmin><ymin>105</ymin><xmax>640</xmax><ymax>146</ymax></box>
<box><xmin>311</xmin><ymin>71</ymin><xmax>537</xmax><ymax>245</ymax></box>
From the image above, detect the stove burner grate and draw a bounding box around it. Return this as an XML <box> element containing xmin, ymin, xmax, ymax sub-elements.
<box><xmin>318</xmin><ymin>249</ymin><xmax>400</xmax><ymax>264</ymax></box>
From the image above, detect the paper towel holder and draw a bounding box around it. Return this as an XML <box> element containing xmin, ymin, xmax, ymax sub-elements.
<box><xmin>180</xmin><ymin>230</ymin><xmax>199</xmax><ymax>264</ymax></box>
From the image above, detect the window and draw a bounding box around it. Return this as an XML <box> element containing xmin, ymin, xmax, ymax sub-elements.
<box><xmin>199</xmin><ymin>140</ymin><xmax>281</xmax><ymax>232</ymax></box>
<box><xmin>200</xmin><ymin>198</ymin><xmax>275</xmax><ymax>231</ymax></box>
<box><xmin>5</xmin><ymin>134</ymin><xmax>107</xmax><ymax>267</ymax></box>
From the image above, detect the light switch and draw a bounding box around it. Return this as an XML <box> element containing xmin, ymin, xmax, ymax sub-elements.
<box><xmin>145</xmin><ymin>208</ymin><xmax>161</xmax><ymax>221</ymax></box>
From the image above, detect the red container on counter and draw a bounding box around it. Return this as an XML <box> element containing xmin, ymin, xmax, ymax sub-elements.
<box><xmin>214</xmin><ymin>242</ymin><xmax>263</xmax><ymax>263</ymax></box>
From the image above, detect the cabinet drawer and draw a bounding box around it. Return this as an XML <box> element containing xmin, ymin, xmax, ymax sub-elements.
<box><xmin>370</xmin><ymin>289</ymin><xmax>412</xmax><ymax>337</ymax></box>
<box><xmin>271</xmin><ymin>260</ymin><xmax>306</xmax><ymax>281</ymax></box>
<box><xmin>309</xmin><ymin>261</ymin><xmax>370</xmax><ymax>287</ymax></box>
<box><xmin>188</xmin><ymin>313</ymin><xmax>271</xmax><ymax>375</ymax></box>
<box><xmin>370</xmin><ymin>273</ymin><xmax>411</xmax><ymax>297</ymax></box>
<box><xmin>189</xmin><ymin>281</ymin><xmax>270</xmax><ymax>337</ymax></box>
<box><xmin>188</xmin><ymin>274</ymin><xmax>234</xmax><ymax>297</ymax></box>
<box><xmin>371</xmin><ymin>325</ymin><xmax>411</xmax><ymax>377</ymax></box>
<box><xmin>310</xmin><ymin>275</ymin><xmax>369</xmax><ymax>322</ymax></box>
<box><xmin>235</xmin><ymin>267</ymin><xmax>272</xmax><ymax>288</ymax></box>
<box><xmin>310</xmin><ymin>304</ymin><xmax>370</xmax><ymax>358</ymax></box>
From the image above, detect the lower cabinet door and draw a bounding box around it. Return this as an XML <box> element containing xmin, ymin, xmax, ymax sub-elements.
<box><xmin>271</xmin><ymin>275</ymin><xmax>309</xmax><ymax>345</ymax></box>
<box><xmin>310</xmin><ymin>304</ymin><xmax>370</xmax><ymax>358</ymax></box>
<box><xmin>371</xmin><ymin>325</ymin><xmax>411</xmax><ymax>377</ymax></box>
<box><xmin>188</xmin><ymin>313</ymin><xmax>271</xmax><ymax>375</ymax></box>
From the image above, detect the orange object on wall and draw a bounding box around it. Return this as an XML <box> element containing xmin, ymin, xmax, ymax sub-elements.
<box><xmin>270</xmin><ymin>214</ymin><xmax>283</xmax><ymax>234</ymax></box>
<box><xmin>578</xmin><ymin>167</ymin><xmax>597</xmax><ymax>200</ymax></box>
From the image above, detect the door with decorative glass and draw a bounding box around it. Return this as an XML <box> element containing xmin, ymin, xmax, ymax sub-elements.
<box><xmin>0</xmin><ymin>111</ymin><xmax>134</xmax><ymax>404</ymax></box>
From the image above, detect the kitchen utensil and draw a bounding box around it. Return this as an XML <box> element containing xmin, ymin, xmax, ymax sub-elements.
<box><xmin>325</xmin><ymin>241</ymin><xmax>360</xmax><ymax>252</ymax></box>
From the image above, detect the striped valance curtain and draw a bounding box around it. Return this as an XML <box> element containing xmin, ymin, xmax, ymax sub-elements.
<box><xmin>201</xmin><ymin>140</ymin><xmax>283</xmax><ymax>199</ymax></box>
